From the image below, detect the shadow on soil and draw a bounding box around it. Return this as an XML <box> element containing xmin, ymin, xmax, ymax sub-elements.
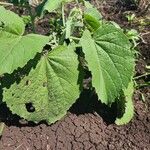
<box><xmin>0</xmin><ymin>89</ymin><xmax>118</xmax><ymax>128</ymax></box>
<box><xmin>70</xmin><ymin>90</ymin><xmax>118</xmax><ymax>124</ymax></box>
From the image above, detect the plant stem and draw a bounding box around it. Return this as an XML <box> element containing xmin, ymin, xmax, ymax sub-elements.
<box><xmin>75</xmin><ymin>0</ymin><xmax>80</xmax><ymax>8</ymax></box>
<box><xmin>75</xmin><ymin>0</ymin><xmax>79</xmax><ymax>4</ymax></box>
<box><xmin>134</xmin><ymin>72</ymin><xmax>150</xmax><ymax>79</ymax></box>
<box><xmin>62</xmin><ymin>4</ymin><xmax>65</xmax><ymax>27</ymax></box>
<box><xmin>26</xmin><ymin>4</ymin><xmax>36</xmax><ymax>33</ymax></box>
<box><xmin>0</xmin><ymin>122</ymin><xmax>5</xmax><ymax>136</ymax></box>
<box><xmin>136</xmin><ymin>82</ymin><xmax>150</xmax><ymax>88</ymax></box>
<box><xmin>0</xmin><ymin>2</ymin><xmax>13</xmax><ymax>6</ymax></box>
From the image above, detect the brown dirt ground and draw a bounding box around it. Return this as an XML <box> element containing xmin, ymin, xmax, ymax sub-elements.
<box><xmin>0</xmin><ymin>0</ymin><xmax>150</xmax><ymax>149</ymax></box>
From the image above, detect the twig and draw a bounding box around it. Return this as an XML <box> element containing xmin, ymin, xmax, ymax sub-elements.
<box><xmin>134</xmin><ymin>72</ymin><xmax>150</xmax><ymax>79</ymax></box>
<box><xmin>140</xmin><ymin>32</ymin><xmax>150</xmax><ymax>36</ymax></box>
<box><xmin>14</xmin><ymin>143</ymin><xmax>23</xmax><ymax>150</ymax></box>
<box><xmin>0</xmin><ymin>2</ymin><xmax>13</xmax><ymax>6</ymax></box>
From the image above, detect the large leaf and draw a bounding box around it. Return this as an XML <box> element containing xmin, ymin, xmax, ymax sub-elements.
<box><xmin>115</xmin><ymin>81</ymin><xmax>134</xmax><ymax>125</ymax></box>
<box><xmin>80</xmin><ymin>24</ymin><xmax>135</xmax><ymax>104</ymax></box>
<box><xmin>0</xmin><ymin>6</ymin><xmax>49</xmax><ymax>75</ymax></box>
<box><xmin>3</xmin><ymin>45</ymin><xmax>82</xmax><ymax>124</ymax></box>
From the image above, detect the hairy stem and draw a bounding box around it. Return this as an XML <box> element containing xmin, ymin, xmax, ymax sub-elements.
<box><xmin>62</xmin><ymin>4</ymin><xmax>65</xmax><ymax>27</ymax></box>
<box><xmin>134</xmin><ymin>72</ymin><xmax>150</xmax><ymax>79</ymax></box>
<box><xmin>0</xmin><ymin>2</ymin><xmax>13</xmax><ymax>6</ymax></box>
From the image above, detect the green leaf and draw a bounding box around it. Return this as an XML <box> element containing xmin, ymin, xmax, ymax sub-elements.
<box><xmin>84</xmin><ymin>1</ymin><xmax>102</xmax><ymax>31</ymax></box>
<box><xmin>37</xmin><ymin>0</ymin><xmax>73</xmax><ymax>16</ymax></box>
<box><xmin>65</xmin><ymin>8</ymin><xmax>83</xmax><ymax>39</ymax></box>
<box><xmin>0</xmin><ymin>6</ymin><xmax>25</xmax><ymax>35</ymax></box>
<box><xmin>84</xmin><ymin>1</ymin><xmax>102</xmax><ymax>20</ymax></box>
<box><xmin>115</xmin><ymin>81</ymin><xmax>134</xmax><ymax>125</ymax></box>
<box><xmin>0</xmin><ymin>6</ymin><xmax>49</xmax><ymax>75</ymax></box>
<box><xmin>84</xmin><ymin>14</ymin><xmax>101</xmax><ymax>31</ymax></box>
<box><xmin>80</xmin><ymin>24</ymin><xmax>135</xmax><ymax>104</ymax></box>
<box><xmin>3</xmin><ymin>45</ymin><xmax>82</xmax><ymax>124</ymax></box>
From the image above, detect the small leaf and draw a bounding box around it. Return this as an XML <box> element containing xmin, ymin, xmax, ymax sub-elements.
<box><xmin>0</xmin><ymin>6</ymin><xmax>25</xmax><ymax>35</ymax></box>
<box><xmin>84</xmin><ymin>14</ymin><xmax>101</xmax><ymax>31</ymax></box>
<box><xmin>37</xmin><ymin>0</ymin><xmax>73</xmax><ymax>16</ymax></box>
<box><xmin>80</xmin><ymin>24</ymin><xmax>135</xmax><ymax>104</ymax></box>
<box><xmin>84</xmin><ymin>1</ymin><xmax>102</xmax><ymax>20</ymax></box>
<box><xmin>0</xmin><ymin>6</ymin><xmax>49</xmax><ymax>75</ymax></box>
<box><xmin>115</xmin><ymin>81</ymin><xmax>134</xmax><ymax>125</ymax></box>
<box><xmin>3</xmin><ymin>45</ymin><xmax>82</xmax><ymax>124</ymax></box>
<box><xmin>84</xmin><ymin>1</ymin><xmax>102</xmax><ymax>31</ymax></box>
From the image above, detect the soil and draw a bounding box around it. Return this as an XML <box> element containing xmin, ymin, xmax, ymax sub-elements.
<box><xmin>0</xmin><ymin>0</ymin><xmax>150</xmax><ymax>150</ymax></box>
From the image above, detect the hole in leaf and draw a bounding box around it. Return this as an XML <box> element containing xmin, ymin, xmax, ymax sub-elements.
<box><xmin>25</xmin><ymin>103</ymin><xmax>35</xmax><ymax>113</ymax></box>
<box><xmin>12</xmin><ymin>93</ymin><xmax>15</xmax><ymax>96</ymax></box>
<box><xmin>44</xmin><ymin>44</ymin><xmax>51</xmax><ymax>50</ymax></box>
<box><xmin>0</xmin><ymin>21</ymin><xmax>5</xmax><ymax>29</ymax></box>
<box><xmin>25</xmin><ymin>80</ymin><xmax>31</xmax><ymax>86</ymax></box>
<box><xmin>43</xmin><ymin>82</ymin><xmax>47</xmax><ymax>87</ymax></box>
<box><xmin>65</xmin><ymin>38</ymin><xmax>70</xmax><ymax>45</ymax></box>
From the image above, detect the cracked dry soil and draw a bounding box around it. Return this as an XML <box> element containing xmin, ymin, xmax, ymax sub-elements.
<box><xmin>0</xmin><ymin>89</ymin><xmax>150</xmax><ymax>150</ymax></box>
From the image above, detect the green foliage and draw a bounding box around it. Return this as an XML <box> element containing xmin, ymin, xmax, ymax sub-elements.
<box><xmin>3</xmin><ymin>45</ymin><xmax>82</xmax><ymax>124</ymax></box>
<box><xmin>0</xmin><ymin>6</ymin><xmax>49</xmax><ymax>75</ymax></box>
<box><xmin>0</xmin><ymin>6</ymin><xmax>24</xmax><ymax>35</ymax></box>
<box><xmin>84</xmin><ymin>1</ymin><xmax>102</xmax><ymax>31</ymax></box>
<box><xmin>125</xmin><ymin>13</ymin><xmax>136</xmax><ymax>24</ymax></box>
<box><xmin>44</xmin><ymin>0</ymin><xmax>73</xmax><ymax>12</ymax></box>
<box><xmin>84</xmin><ymin>1</ymin><xmax>102</xmax><ymax>20</ymax></box>
<box><xmin>115</xmin><ymin>81</ymin><xmax>134</xmax><ymax>125</ymax></box>
<box><xmin>37</xmin><ymin>0</ymin><xmax>73</xmax><ymax>16</ymax></box>
<box><xmin>125</xmin><ymin>29</ymin><xmax>140</xmax><ymax>47</ymax></box>
<box><xmin>0</xmin><ymin>1</ymin><xmax>135</xmax><ymax>125</ymax></box>
<box><xmin>65</xmin><ymin>7</ymin><xmax>83</xmax><ymax>39</ymax></box>
<box><xmin>21</xmin><ymin>15</ymin><xmax>31</xmax><ymax>25</ymax></box>
<box><xmin>80</xmin><ymin>25</ymin><xmax>134</xmax><ymax>104</ymax></box>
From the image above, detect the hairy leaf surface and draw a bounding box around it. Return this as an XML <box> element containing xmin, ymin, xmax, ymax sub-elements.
<box><xmin>3</xmin><ymin>45</ymin><xmax>82</xmax><ymax>124</ymax></box>
<box><xmin>0</xmin><ymin>6</ymin><xmax>49</xmax><ymax>75</ymax></box>
<box><xmin>80</xmin><ymin>24</ymin><xmax>135</xmax><ymax>104</ymax></box>
<box><xmin>115</xmin><ymin>81</ymin><xmax>134</xmax><ymax>125</ymax></box>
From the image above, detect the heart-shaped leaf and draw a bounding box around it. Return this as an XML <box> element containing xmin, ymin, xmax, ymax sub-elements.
<box><xmin>3</xmin><ymin>45</ymin><xmax>82</xmax><ymax>124</ymax></box>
